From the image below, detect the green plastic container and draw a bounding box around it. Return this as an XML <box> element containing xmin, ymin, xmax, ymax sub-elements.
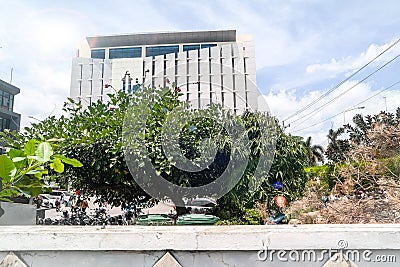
<box><xmin>136</xmin><ymin>214</ymin><xmax>173</xmax><ymax>226</ymax></box>
<box><xmin>176</xmin><ymin>214</ymin><xmax>219</xmax><ymax>225</ymax></box>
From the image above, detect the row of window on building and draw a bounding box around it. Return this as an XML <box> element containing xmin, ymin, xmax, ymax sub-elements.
<box><xmin>91</xmin><ymin>43</ymin><xmax>217</xmax><ymax>59</ymax></box>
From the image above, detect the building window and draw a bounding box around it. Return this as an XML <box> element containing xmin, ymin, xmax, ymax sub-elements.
<box><xmin>201</xmin><ymin>43</ymin><xmax>217</xmax><ymax>49</ymax></box>
<box><xmin>183</xmin><ymin>44</ymin><xmax>216</xmax><ymax>56</ymax></box>
<box><xmin>91</xmin><ymin>49</ymin><xmax>105</xmax><ymax>59</ymax></box>
<box><xmin>0</xmin><ymin>90</ymin><xmax>13</xmax><ymax>111</ymax></box>
<box><xmin>9</xmin><ymin>95</ymin><xmax>14</xmax><ymax>111</ymax></box>
<box><xmin>146</xmin><ymin>45</ymin><xmax>179</xmax><ymax>58</ymax></box>
<box><xmin>109</xmin><ymin>47</ymin><xmax>142</xmax><ymax>59</ymax></box>
<box><xmin>0</xmin><ymin>118</ymin><xmax>11</xmax><ymax>131</ymax></box>
<box><xmin>183</xmin><ymin>44</ymin><xmax>200</xmax><ymax>52</ymax></box>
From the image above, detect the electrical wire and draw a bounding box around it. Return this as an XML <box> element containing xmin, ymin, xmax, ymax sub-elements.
<box><xmin>290</xmin><ymin>79</ymin><xmax>400</xmax><ymax>133</ymax></box>
<box><xmin>288</xmin><ymin>53</ymin><xmax>400</xmax><ymax>130</ymax></box>
<box><xmin>283</xmin><ymin>38</ymin><xmax>400</xmax><ymax>123</ymax></box>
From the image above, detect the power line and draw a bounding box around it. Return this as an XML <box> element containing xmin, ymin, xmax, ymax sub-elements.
<box><xmin>288</xmin><ymin>53</ymin><xmax>400</xmax><ymax>130</ymax></box>
<box><xmin>283</xmin><ymin>38</ymin><xmax>400</xmax><ymax>123</ymax></box>
<box><xmin>290</xmin><ymin>79</ymin><xmax>400</xmax><ymax>133</ymax></box>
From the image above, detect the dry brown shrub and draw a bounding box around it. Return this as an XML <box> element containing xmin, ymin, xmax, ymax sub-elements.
<box><xmin>287</xmin><ymin>121</ymin><xmax>400</xmax><ymax>224</ymax></box>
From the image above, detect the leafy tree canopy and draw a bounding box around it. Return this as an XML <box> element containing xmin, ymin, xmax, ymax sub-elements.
<box><xmin>2</xmin><ymin>86</ymin><xmax>309</xmax><ymax>218</ymax></box>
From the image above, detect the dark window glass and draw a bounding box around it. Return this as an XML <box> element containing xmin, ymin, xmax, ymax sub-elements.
<box><xmin>146</xmin><ymin>45</ymin><xmax>179</xmax><ymax>57</ymax></box>
<box><xmin>1</xmin><ymin>92</ymin><xmax>10</xmax><ymax>110</ymax></box>
<box><xmin>91</xmin><ymin>49</ymin><xmax>105</xmax><ymax>59</ymax></box>
<box><xmin>201</xmin><ymin>43</ymin><xmax>217</xmax><ymax>49</ymax></box>
<box><xmin>9</xmin><ymin>95</ymin><xmax>13</xmax><ymax>111</ymax></box>
<box><xmin>0</xmin><ymin>118</ymin><xmax>10</xmax><ymax>131</ymax></box>
<box><xmin>183</xmin><ymin>44</ymin><xmax>200</xmax><ymax>52</ymax></box>
<box><xmin>109</xmin><ymin>47</ymin><xmax>142</xmax><ymax>59</ymax></box>
<box><xmin>4</xmin><ymin>118</ymin><xmax>10</xmax><ymax>130</ymax></box>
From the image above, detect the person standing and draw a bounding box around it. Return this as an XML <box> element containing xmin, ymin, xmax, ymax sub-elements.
<box><xmin>60</xmin><ymin>193</ymin><xmax>64</xmax><ymax>206</ymax></box>
<box><xmin>80</xmin><ymin>198</ymin><xmax>89</xmax><ymax>213</ymax></box>
<box><xmin>55</xmin><ymin>198</ymin><xmax>61</xmax><ymax>212</ymax></box>
<box><xmin>70</xmin><ymin>196</ymin><xmax>77</xmax><ymax>213</ymax></box>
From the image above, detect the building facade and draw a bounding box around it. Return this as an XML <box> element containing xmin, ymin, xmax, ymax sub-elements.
<box><xmin>0</xmin><ymin>79</ymin><xmax>20</xmax><ymax>132</ymax></box>
<box><xmin>70</xmin><ymin>30</ymin><xmax>258</xmax><ymax>112</ymax></box>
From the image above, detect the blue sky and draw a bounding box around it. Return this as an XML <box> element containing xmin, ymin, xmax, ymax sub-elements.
<box><xmin>0</xmin><ymin>0</ymin><xmax>399</xmax><ymax>146</ymax></box>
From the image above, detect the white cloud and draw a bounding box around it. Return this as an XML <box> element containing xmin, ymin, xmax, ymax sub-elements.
<box><xmin>306</xmin><ymin>40</ymin><xmax>400</xmax><ymax>76</ymax></box>
<box><xmin>14</xmin><ymin>84</ymin><xmax>66</xmax><ymax>130</ymax></box>
<box><xmin>263</xmin><ymin>80</ymin><xmax>400</xmax><ymax>147</ymax></box>
<box><xmin>14</xmin><ymin>62</ymin><xmax>71</xmax><ymax>128</ymax></box>
<box><xmin>25</xmin><ymin>63</ymin><xmax>71</xmax><ymax>94</ymax></box>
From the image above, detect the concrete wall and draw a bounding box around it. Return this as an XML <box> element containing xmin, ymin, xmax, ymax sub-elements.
<box><xmin>0</xmin><ymin>225</ymin><xmax>399</xmax><ymax>266</ymax></box>
<box><xmin>0</xmin><ymin>202</ymin><xmax>36</xmax><ymax>226</ymax></box>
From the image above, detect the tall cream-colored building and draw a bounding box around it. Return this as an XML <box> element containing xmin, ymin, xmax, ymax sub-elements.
<box><xmin>70</xmin><ymin>30</ymin><xmax>258</xmax><ymax>112</ymax></box>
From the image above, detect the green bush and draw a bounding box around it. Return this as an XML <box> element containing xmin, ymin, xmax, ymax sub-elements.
<box><xmin>305</xmin><ymin>164</ymin><xmax>339</xmax><ymax>192</ymax></box>
<box><xmin>382</xmin><ymin>156</ymin><xmax>400</xmax><ymax>178</ymax></box>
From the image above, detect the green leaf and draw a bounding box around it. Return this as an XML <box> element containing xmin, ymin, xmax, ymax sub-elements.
<box><xmin>0</xmin><ymin>155</ymin><xmax>16</xmax><ymax>182</ymax></box>
<box><xmin>27</xmin><ymin>156</ymin><xmax>40</xmax><ymax>161</ymax></box>
<box><xmin>12</xmin><ymin>157</ymin><xmax>26</xmax><ymax>163</ymax></box>
<box><xmin>36</xmin><ymin>142</ymin><xmax>53</xmax><ymax>162</ymax></box>
<box><xmin>54</xmin><ymin>155</ymin><xmax>83</xmax><ymax>167</ymax></box>
<box><xmin>50</xmin><ymin>158</ymin><xmax>65</xmax><ymax>173</ymax></box>
<box><xmin>35</xmin><ymin>170</ymin><xmax>48</xmax><ymax>179</ymax></box>
<box><xmin>24</xmin><ymin>139</ymin><xmax>37</xmax><ymax>156</ymax></box>
<box><xmin>9</xmin><ymin>150</ymin><xmax>27</xmax><ymax>168</ymax></box>
<box><xmin>26</xmin><ymin>170</ymin><xmax>42</xmax><ymax>175</ymax></box>
<box><xmin>8</xmin><ymin>149</ymin><xmax>25</xmax><ymax>159</ymax></box>
<box><xmin>18</xmin><ymin>184</ymin><xmax>43</xmax><ymax>197</ymax></box>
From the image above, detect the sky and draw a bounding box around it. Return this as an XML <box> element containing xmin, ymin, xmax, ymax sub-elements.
<box><xmin>0</xmin><ymin>0</ymin><xmax>399</xmax><ymax>147</ymax></box>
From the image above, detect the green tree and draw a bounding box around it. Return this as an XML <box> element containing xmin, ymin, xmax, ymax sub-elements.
<box><xmin>3</xmin><ymin>85</ymin><xmax>309</xmax><ymax>221</ymax></box>
<box><xmin>303</xmin><ymin>136</ymin><xmax>324</xmax><ymax>166</ymax></box>
<box><xmin>325</xmin><ymin>128</ymin><xmax>350</xmax><ymax>163</ymax></box>
<box><xmin>345</xmin><ymin>109</ymin><xmax>400</xmax><ymax>146</ymax></box>
<box><xmin>215</xmin><ymin>125</ymin><xmax>309</xmax><ymax>222</ymax></box>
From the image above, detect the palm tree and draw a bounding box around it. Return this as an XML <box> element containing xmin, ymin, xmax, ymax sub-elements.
<box><xmin>304</xmin><ymin>136</ymin><xmax>324</xmax><ymax>166</ymax></box>
<box><xmin>325</xmin><ymin>127</ymin><xmax>350</xmax><ymax>163</ymax></box>
<box><xmin>327</xmin><ymin>127</ymin><xmax>344</xmax><ymax>145</ymax></box>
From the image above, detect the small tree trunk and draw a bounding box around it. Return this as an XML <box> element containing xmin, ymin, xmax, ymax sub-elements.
<box><xmin>169</xmin><ymin>195</ymin><xmax>188</xmax><ymax>224</ymax></box>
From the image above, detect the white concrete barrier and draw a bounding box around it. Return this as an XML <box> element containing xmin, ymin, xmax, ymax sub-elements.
<box><xmin>0</xmin><ymin>225</ymin><xmax>399</xmax><ymax>266</ymax></box>
<box><xmin>0</xmin><ymin>202</ymin><xmax>36</xmax><ymax>226</ymax></box>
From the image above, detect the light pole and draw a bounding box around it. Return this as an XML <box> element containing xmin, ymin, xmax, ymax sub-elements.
<box><xmin>343</xmin><ymin>106</ymin><xmax>365</xmax><ymax>124</ymax></box>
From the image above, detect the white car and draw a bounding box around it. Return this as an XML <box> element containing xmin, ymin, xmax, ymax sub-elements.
<box><xmin>46</xmin><ymin>190</ymin><xmax>71</xmax><ymax>204</ymax></box>
<box><xmin>40</xmin><ymin>194</ymin><xmax>57</xmax><ymax>209</ymax></box>
<box><xmin>185</xmin><ymin>198</ymin><xmax>217</xmax><ymax>214</ymax></box>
